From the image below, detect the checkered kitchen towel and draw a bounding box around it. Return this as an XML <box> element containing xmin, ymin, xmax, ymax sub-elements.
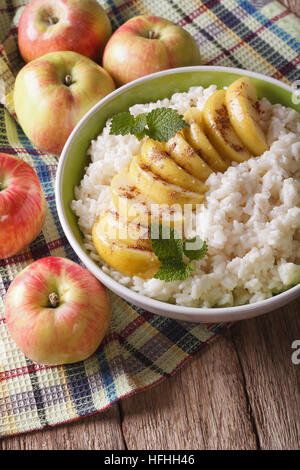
<box><xmin>0</xmin><ymin>0</ymin><xmax>299</xmax><ymax>437</ymax></box>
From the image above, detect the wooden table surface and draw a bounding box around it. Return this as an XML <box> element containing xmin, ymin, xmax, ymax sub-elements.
<box><xmin>1</xmin><ymin>0</ymin><xmax>300</xmax><ymax>451</ymax></box>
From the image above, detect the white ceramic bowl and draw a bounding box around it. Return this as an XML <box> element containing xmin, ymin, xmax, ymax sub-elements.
<box><xmin>56</xmin><ymin>66</ymin><xmax>300</xmax><ymax>322</ymax></box>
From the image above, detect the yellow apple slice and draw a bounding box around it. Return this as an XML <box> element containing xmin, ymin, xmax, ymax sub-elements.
<box><xmin>95</xmin><ymin>210</ymin><xmax>152</xmax><ymax>249</ymax></box>
<box><xmin>140</xmin><ymin>138</ymin><xmax>207</xmax><ymax>193</ymax></box>
<box><xmin>92</xmin><ymin>225</ymin><xmax>160</xmax><ymax>279</ymax></box>
<box><xmin>183</xmin><ymin>109</ymin><xmax>228</xmax><ymax>173</ymax></box>
<box><xmin>183</xmin><ymin>107</ymin><xmax>203</xmax><ymax>125</ymax></box>
<box><xmin>110</xmin><ymin>171</ymin><xmax>184</xmax><ymax>227</ymax></box>
<box><xmin>202</xmin><ymin>89</ymin><xmax>252</xmax><ymax>163</ymax></box>
<box><xmin>111</xmin><ymin>171</ymin><xmax>150</xmax><ymax>225</ymax></box>
<box><xmin>166</xmin><ymin>132</ymin><xmax>213</xmax><ymax>181</ymax></box>
<box><xmin>130</xmin><ymin>155</ymin><xmax>205</xmax><ymax>208</ymax></box>
<box><xmin>225</xmin><ymin>77</ymin><xmax>268</xmax><ymax>156</ymax></box>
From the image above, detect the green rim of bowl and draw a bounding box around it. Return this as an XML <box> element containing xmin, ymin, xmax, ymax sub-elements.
<box><xmin>56</xmin><ymin>66</ymin><xmax>300</xmax><ymax>322</ymax></box>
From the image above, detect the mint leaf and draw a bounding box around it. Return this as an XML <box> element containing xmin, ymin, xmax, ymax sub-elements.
<box><xmin>109</xmin><ymin>107</ymin><xmax>188</xmax><ymax>143</ymax></box>
<box><xmin>150</xmin><ymin>223</ymin><xmax>208</xmax><ymax>282</ymax></box>
<box><xmin>154</xmin><ymin>260</ymin><xmax>194</xmax><ymax>282</ymax></box>
<box><xmin>110</xmin><ymin>112</ymin><xmax>136</xmax><ymax>136</ymax></box>
<box><xmin>110</xmin><ymin>112</ymin><xmax>148</xmax><ymax>140</ymax></box>
<box><xmin>150</xmin><ymin>223</ymin><xmax>183</xmax><ymax>262</ymax></box>
<box><xmin>183</xmin><ymin>237</ymin><xmax>208</xmax><ymax>261</ymax></box>
<box><xmin>146</xmin><ymin>108</ymin><xmax>189</xmax><ymax>142</ymax></box>
<box><xmin>132</xmin><ymin>113</ymin><xmax>148</xmax><ymax>141</ymax></box>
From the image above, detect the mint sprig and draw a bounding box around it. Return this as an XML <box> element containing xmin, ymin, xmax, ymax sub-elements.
<box><xmin>183</xmin><ymin>237</ymin><xmax>208</xmax><ymax>261</ymax></box>
<box><xmin>154</xmin><ymin>260</ymin><xmax>194</xmax><ymax>282</ymax></box>
<box><xmin>109</xmin><ymin>107</ymin><xmax>189</xmax><ymax>142</ymax></box>
<box><xmin>150</xmin><ymin>223</ymin><xmax>208</xmax><ymax>282</ymax></box>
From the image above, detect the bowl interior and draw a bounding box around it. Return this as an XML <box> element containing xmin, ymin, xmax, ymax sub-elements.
<box><xmin>61</xmin><ymin>68</ymin><xmax>299</xmax><ymax>248</ymax></box>
<box><xmin>58</xmin><ymin>67</ymin><xmax>300</xmax><ymax>321</ymax></box>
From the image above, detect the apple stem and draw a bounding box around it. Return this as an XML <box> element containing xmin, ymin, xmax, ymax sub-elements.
<box><xmin>148</xmin><ymin>30</ymin><xmax>156</xmax><ymax>39</ymax></box>
<box><xmin>48</xmin><ymin>16</ymin><xmax>59</xmax><ymax>25</ymax></box>
<box><xmin>49</xmin><ymin>292</ymin><xmax>59</xmax><ymax>308</ymax></box>
<box><xmin>64</xmin><ymin>75</ymin><xmax>73</xmax><ymax>86</ymax></box>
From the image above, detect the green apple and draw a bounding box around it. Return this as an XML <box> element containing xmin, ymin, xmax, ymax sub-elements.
<box><xmin>14</xmin><ymin>50</ymin><xmax>116</xmax><ymax>156</ymax></box>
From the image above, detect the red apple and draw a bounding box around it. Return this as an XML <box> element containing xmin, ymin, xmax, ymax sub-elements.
<box><xmin>4</xmin><ymin>256</ymin><xmax>111</xmax><ymax>365</ymax></box>
<box><xmin>0</xmin><ymin>153</ymin><xmax>46</xmax><ymax>260</ymax></box>
<box><xmin>18</xmin><ymin>0</ymin><xmax>112</xmax><ymax>63</ymax></box>
<box><xmin>103</xmin><ymin>15</ymin><xmax>201</xmax><ymax>87</ymax></box>
<box><xmin>13</xmin><ymin>50</ymin><xmax>116</xmax><ymax>156</ymax></box>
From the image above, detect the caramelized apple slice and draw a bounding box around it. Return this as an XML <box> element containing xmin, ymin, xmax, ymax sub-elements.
<box><xmin>140</xmin><ymin>138</ymin><xmax>207</xmax><ymax>193</ymax></box>
<box><xmin>166</xmin><ymin>132</ymin><xmax>213</xmax><ymax>181</ymax></box>
<box><xmin>110</xmin><ymin>171</ymin><xmax>184</xmax><ymax>227</ymax></box>
<box><xmin>95</xmin><ymin>210</ymin><xmax>151</xmax><ymax>249</ymax></box>
<box><xmin>92</xmin><ymin>227</ymin><xmax>160</xmax><ymax>279</ymax></box>
<box><xmin>225</xmin><ymin>77</ymin><xmax>268</xmax><ymax>156</ymax></box>
<box><xmin>202</xmin><ymin>89</ymin><xmax>252</xmax><ymax>163</ymax></box>
<box><xmin>130</xmin><ymin>155</ymin><xmax>205</xmax><ymax>208</ymax></box>
<box><xmin>183</xmin><ymin>108</ymin><xmax>228</xmax><ymax>173</ymax></box>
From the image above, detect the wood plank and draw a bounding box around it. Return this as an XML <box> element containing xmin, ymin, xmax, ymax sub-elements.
<box><xmin>231</xmin><ymin>298</ymin><xmax>300</xmax><ymax>450</ymax></box>
<box><xmin>0</xmin><ymin>404</ymin><xmax>125</xmax><ymax>450</ymax></box>
<box><xmin>120</xmin><ymin>333</ymin><xmax>258</xmax><ymax>450</ymax></box>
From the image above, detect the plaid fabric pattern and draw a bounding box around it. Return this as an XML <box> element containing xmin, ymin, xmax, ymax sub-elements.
<box><xmin>0</xmin><ymin>0</ymin><xmax>299</xmax><ymax>438</ymax></box>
